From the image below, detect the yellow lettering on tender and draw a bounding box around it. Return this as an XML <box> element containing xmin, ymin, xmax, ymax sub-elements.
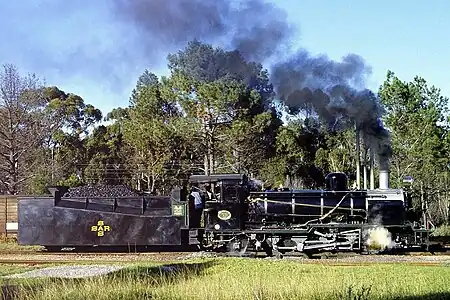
<box><xmin>90</xmin><ymin>220</ymin><xmax>111</xmax><ymax>237</ymax></box>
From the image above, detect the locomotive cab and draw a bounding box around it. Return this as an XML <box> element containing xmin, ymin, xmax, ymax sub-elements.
<box><xmin>188</xmin><ymin>174</ymin><xmax>249</xmax><ymax>231</ymax></box>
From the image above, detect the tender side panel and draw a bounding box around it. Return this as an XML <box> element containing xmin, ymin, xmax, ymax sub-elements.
<box><xmin>144</xmin><ymin>196</ymin><xmax>172</xmax><ymax>216</ymax></box>
<box><xmin>18</xmin><ymin>197</ymin><xmax>184</xmax><ymax>247</ymax></box>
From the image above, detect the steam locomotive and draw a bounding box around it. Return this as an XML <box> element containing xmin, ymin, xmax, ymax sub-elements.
<box><xmin>17</xmin><ymin>171</ymin><xmax>432</xmax><ymax>257</ymax></box>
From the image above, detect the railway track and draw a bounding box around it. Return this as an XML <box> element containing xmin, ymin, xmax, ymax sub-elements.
<box><xmin>0</xmin><ymin>251</ymin><xmax>185</xmax><ymax>256</ymax></box>
<box><xmin>1</xmin><ymin>244</ymin><xmax>450</xmax><ymax>257</ymax></box>
<box><xmin>0</xmin><ymin>243</ymin><xmax>448</xmax><ymax>268</ymax></box>
<box><xmin>0</xmin><ymin>251</ymin><xmax>193</xmax><ymax>267</ymax></box>
<box><xmin>1</xmin><ymin>254</ymin><xmax>449</xmax><ymax>267</ymax></box>
<box><xmin>0</xmin><ymin>247</ymin><xmax>450</xmax><ymax>265</ymax></box>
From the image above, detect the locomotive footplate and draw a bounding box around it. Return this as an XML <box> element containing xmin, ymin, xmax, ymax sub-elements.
<box><xmin>202</xmin><ymin>226</ymin><xmax>360</xmax><ymax>256</ymax></box>
<box><xmin>201</xmin><ymin>222</ymin><xmax>431</xmax><ymax>257</ymax></box>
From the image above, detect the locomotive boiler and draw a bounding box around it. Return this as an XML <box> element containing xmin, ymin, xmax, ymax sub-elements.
<box><xmin>246</xmin><ymin>172</ymin><xmax>400</xmax><ymax>227</ymax></box>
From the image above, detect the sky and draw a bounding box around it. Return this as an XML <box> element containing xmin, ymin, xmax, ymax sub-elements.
<box><xmin>1</xmin><ymin>0</ymin><xmax>449</xmax><ymax>117</ymax></box>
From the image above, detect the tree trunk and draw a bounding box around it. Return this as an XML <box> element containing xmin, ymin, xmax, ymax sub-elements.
<box><xmin>151</xmin><ymin>173</ymin><xmax>156</xmax><ymax>194</ymax></box>
<box><xmin>203</xmin><ymin>117</ymin><xmax>215</xmax><ymax>176</ymax></box>
<box><xmin>203</xmin><ymin>121</ymin><xmax>210</xmax><ymax>175</ymax></box>
<box><xmin>421</xmin><ymin>182</ymin><xmax>427</xmax><ymax>229</ymax></box>
<box><xmin>137</xmin><ymin>176</ymin><xmax>141</xmax><ymax>190</ymax></box>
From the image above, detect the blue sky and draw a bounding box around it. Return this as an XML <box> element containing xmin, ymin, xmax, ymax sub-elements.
<box><xmin>1</xmin><ymin>0</ymin><xmax>449</xmax><ymax>116</ymax></box>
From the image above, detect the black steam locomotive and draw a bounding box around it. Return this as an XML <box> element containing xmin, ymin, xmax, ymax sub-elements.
<box><xmin>17</xmin><ymin>172</ymin><xmax>432</xmax><ymax>256</ymax></box>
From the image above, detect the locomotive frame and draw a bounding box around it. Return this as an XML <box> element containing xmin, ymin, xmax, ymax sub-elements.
<box><xmin>16</xmin><ymin>172</ymin><xmax>435</xmax><ymax>257</ymax></box>
<box><xmin>188</xmin><ymin>173</ymin><xmax>432</xmax><ymax>257</ymax></box>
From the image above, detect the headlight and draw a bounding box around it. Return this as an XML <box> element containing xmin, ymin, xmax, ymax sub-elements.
<box><xmin>217</xmin><ymin>210</ymin><xmax>232</xmax><ymax>220</ymax></box>
<box><xmin>214</xmin><ymin>224</ymin><xmax>221</xmax><ymax>230</ymax></box>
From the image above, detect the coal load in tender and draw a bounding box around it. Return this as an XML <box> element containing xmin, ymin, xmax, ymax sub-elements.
<box><xmin>63</xmin><ymin>184</ymin><xmax>143</xmax><ymax>198</ymax></box>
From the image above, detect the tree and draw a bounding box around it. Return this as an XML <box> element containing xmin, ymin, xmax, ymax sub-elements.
<box><xmin>379</xmin><ymin>70</ymin><xmax>450</xmax><ymax>224</ymax></box>
<box><xmin>0</xmin><ymin>64</ymin><xmax>103</xmax><ymax>194</ymax></box>
<box><xmin>121</xmin><ymin>71</ymin><xmax>185</xmax><ymax>193</ymax></box>
<box><xmin>163</xmin><ymin>71</ymin><xmax>248</xmax><ymax>175</ymax></box>
<box><xmin>259</xmin><ymin>118</ymin><xmax>331</xmax><ymax>189</ymax></box>
<box><xmin>166</xmin><ymin>40</ymin><xmax>282</xmax><ymax>176</ymax></box>
<box><xmin>40</xmin><ymin>86</ymin><xmax>102</xmax><ymax>188</ymax></box>
<box><xmin>0</xmin><ymin>64</ymin><xmax>48</xmax><ymax>194</ymax></box>
<box><xmin>221</xmin><ymin>108</ymin><xmax>281</xmax><ymax>176</ymax></box>
<box><xmin>80</xmin><ymin>124</ymin><xmax>131</xmax><ymax>185</ymax></box>
<box><xmin>44</xmin><ymin>86</ymin><xmax>102</xmax><ymax>135</ymax></box>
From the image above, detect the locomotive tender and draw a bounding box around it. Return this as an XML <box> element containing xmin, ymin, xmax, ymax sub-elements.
<box><xmin>17</xmin><ymin>170</ymin><xmax>431</xmax><ymax>257</ymax></box>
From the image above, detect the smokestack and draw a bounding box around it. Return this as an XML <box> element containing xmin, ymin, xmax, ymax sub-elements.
<box><xmin>378</xmin><ymin>154</ymin><xmax>389</xmax><ymax>189</ymax></box>
<box><xmin>355</xmin><ymin>126</ymin><xmax>361</xmax><ymax>189</ymax></box>
<box><xmin>369</xmin><ymin>148</ymin><xmax>375</xmax><ymax>189</ymax></box>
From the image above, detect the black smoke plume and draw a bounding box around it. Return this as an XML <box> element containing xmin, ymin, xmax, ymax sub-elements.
<box><xmin>111</xmin><ymin>0</ymin><xmax>296</xmax><ymax>63</ymax></box>
<box><xmin>2</xmin><ymin>0</ymin><xmax>389</xmax><ymax>158</ymax></box>
<box><xmin>270</xmin><ymin>50</ymin><xmax>392</xmax><ymax>159</ymax></box>
<box><xmin>111</xmin><ymin>0</ymin><xmax>392</xmax><ymax>159</ymax></box>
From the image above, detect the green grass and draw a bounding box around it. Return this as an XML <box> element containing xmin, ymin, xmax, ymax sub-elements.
<box><xmin>1</xmin><ymin>258</ymin><xmax>450</xmax><ymax>300</ymax></box>
<box><xmin>0</xmin><ymin>264</ymin><xmax>42</xmax><ymax>277</ymax></box>
<box><xmin>0</xmin><ymin>234</ymin><xmax>43</xmax><ymax>252</ymax></box>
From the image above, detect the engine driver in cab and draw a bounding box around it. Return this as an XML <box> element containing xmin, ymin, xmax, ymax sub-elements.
<box><xmin>189</xmin><ymin>183</ymin><xmax>204</xmax><ymax>228</ymax></box>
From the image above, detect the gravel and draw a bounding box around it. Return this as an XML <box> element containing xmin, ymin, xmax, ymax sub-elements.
<box><xmin>327</xmin><ymin>254</ymin><xmax>450</xmax><ymax>264</ymax></box>
<box><xmin>177</xmin><ymin>252</ymin><xmax>218</xmax><ymax>260</ymax></box>
<box><xmin>2</xmin><ymin>265</ymin><xmax>127</xmax><ymax>279</ymax></box>
<box><xmin>0</xmin><ymin>253</ymin><xmax>185</xmax><ymax>263</ymax></box>
<box><xmin>1</xmin><ymin>252</ymin><xmax>449</xmax><ymax>269</ymax></box>
<box><xmin>174</xmin><ymin>251</ymin><xmax>450</xmax><ymax>264</ymax></box>
<box><xmin>63</xmin><ymin>184</ymin><xmax>142</xmax><ymax>198</ymax></box>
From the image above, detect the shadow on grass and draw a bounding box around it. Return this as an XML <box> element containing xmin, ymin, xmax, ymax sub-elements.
<box><xmin>1</xmin><ymin>260</ymin><xmax>216</xmax><ymax>300</ymax></box>
<box><xmin>389</xmin><ymin>293</ymin><xmax>450</xmax><ymax>300</ymax></box>
<box><xmin>106</xmin><ymin>260</ymin><xmax>217</xmax><ymax>283</ymax></box>
<box><xmin>331</xmin><ymin>285</ymin><xmax>450</xmax><ymax>300</ymax></box>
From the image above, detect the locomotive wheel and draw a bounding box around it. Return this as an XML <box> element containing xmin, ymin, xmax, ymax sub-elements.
<box><xmin>261</xmin><ymin>241</ymin><xmax>274</xmax><ymax>257</ymax></box>
<box><xmin>226</xmin><ymin>235</ymin><xmax>250</xmax><ymax>256</ymax></box>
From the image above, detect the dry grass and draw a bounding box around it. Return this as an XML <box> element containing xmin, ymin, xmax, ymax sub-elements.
<box><xmin>0</xmin><ymin>264</ymin><xmax>42</xmax><ymax>277</ymax></box>
<box><xmin>0</xmin><ymin>235</ymin><xmax>43</xmax><ymax>253</ymax></box>
<box><xmin>1</xmin><ymin>257</ymin><xmax>449</xmax><ymax>300</ymax></box>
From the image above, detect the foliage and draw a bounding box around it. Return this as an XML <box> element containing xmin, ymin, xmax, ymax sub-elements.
<box><xmin>379</xmin><ymin>71</ymin><xmax>450</xmax><ymax>223</ymax></box>
<box><xmin>0</xmin><ymin>64</ymin><xmax>104</xmax><ymax>194</ymax></box>
<box><xmin>431</xmin><ymin>224</ymin><xmax>450</xmax><ymax>237</ymax></box>
<box><xmin>1</xmin><ymin>42</ymin><xmax>450</xmax><ymax>224</ymax></box>
<box><xmin>0</xmin><ymin>64</ymin><xmax>48</xmax><ymax>194</ymax></box>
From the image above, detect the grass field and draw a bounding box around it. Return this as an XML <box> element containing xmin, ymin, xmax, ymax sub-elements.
<box><xmin>1</xmin><ymin>258</ymin><xmax>449</xmax><ymax>300</ymax></box>
<box><xmin>0</xmin><ymin>235</ymin><xmax>42</xmax><ymax>253</ymax></box>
